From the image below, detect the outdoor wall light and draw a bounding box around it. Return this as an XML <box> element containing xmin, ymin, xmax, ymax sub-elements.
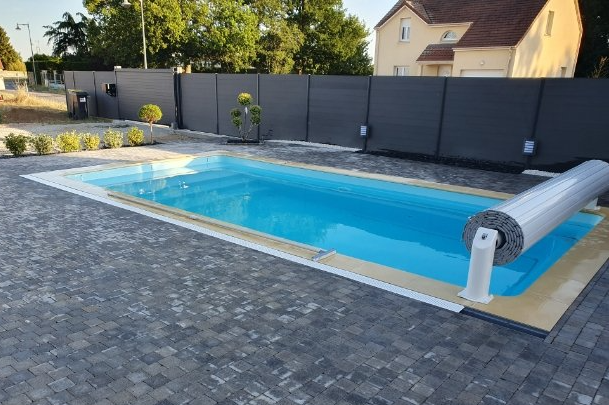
<box><xmin>523</xmin><ymin>138</ymin><xmax>537</xmax><ymax>156</ymax></box>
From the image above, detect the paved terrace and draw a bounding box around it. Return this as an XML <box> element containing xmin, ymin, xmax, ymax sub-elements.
<box><xmin>0</xmin><ymin>132</ymin><xmax>608</xmax><ymax>405</ymax></box>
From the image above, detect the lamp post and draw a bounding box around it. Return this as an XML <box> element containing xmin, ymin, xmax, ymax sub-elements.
<box><xmin>121</xmin><ymin>0</ymin><xmax>148</xmax><ymax>69</ymax></box>
<box><xmin>15</xmin><ymin>23</ymin><xmax>37</xmax><ymax>85</ymax></box>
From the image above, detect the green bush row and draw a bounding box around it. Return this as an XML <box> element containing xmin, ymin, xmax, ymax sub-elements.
<box><xmin>2</xmin><ymin>127</ymin><xmax>147</xmax><ymax>157</ymax></box>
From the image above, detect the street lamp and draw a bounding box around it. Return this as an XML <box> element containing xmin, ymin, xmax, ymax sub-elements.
<box><xmin>121</xmin><ymin>0</ymin><xmax>148</xmax><ymax>69</ymax></box>
<box><xmin>15</xmin><ymin>23</ymin><xmax>37</xmax><ymax>85</ymax></box>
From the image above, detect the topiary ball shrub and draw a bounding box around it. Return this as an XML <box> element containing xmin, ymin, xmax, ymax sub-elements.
<box><xmin>56</xmin><ymin>131</ymin><xmax>81</xmax><ymax>153</ymax></box>
<box><xmin>103</xmin><ymin>129</ymin><xmax>124</xmax><ymax>149</ymax></box>
<box><xmin>237</xmin><ymin>92</ymin><xmax>252</xmax><ymax>106</ymax></box>
<box><xmin>81</xmin><ymin>133</ymin><xmax>101</xmax><ymax>150</ymax></box>
<box><xmin>250</xmin><ymin>105</ymin><xmax>262</xmax><ymax>126</ymax></box>
<box><xmin>138</xmin><ymin>104</ymin><xmax>163</xmax><ymax>144</ymax></box>
<box><xmin>4</xmin><ymin>133</ymin><xmax>29</xmax><ymax>156</ymax></box>
<box><xmin>30</xmin><ymin>134</ymin><xmax>54</xmax><ymax>155</ymax></box>
<box><xmin>127</xmin><ymin>127</ymin><xmax>145</xmax><ymax>146</ymax></box>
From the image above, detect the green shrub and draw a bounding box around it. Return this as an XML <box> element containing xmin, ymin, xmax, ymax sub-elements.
<box><xmin>250</xmin><ymin>105</ymin><xmax>262</xmax><ymax>125</ymax></box>
<box><xmin>3</xmin><ymin>133</ymin><xmax>29</xmax><ymax>156</ymax></box>
<box><xmin>56</xmin><ymin>131</ymin><xmax>81</xmax><ymax>153</ymax></box>
<box><xmin>81</xmin><ymin>133</ymin><xmax>101</xmax><ymax>150</ymax></box>
<box><xmin>127</xmin><ymin>127</ymin><xmax>145</xmax><ymax>146</ymax></box>
<box><xmin>138</xmin><ymin>104</ymin><xmax>163</xmax><ymax>144</ymax></box>
<box><xmin>30</xmin><ymin>134</ymin><xmax>54</xmax><ymax>155</ymax></box>
<box><xmin>237</xmin><ymin>92</ymin><xmax>252</xmax><ymax>106</ymax></box>
<box><xmin>103</xmin><ymin>129</ymin><xmax>124</xmax><ymax>149</ymax></box>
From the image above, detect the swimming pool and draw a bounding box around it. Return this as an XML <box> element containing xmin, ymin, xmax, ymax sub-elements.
<box><xmin>68</xmin><ymin>155</ymin><xmax>601</xmax><ymax>296</ymax></box>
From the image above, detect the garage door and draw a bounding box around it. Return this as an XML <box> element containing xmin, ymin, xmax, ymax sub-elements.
<box><xmin>460</xmin><ymin>69</ymin><xmax>505</xmax><ymax>77</ymax></box>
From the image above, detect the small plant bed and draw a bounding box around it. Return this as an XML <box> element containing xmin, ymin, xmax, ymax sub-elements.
<box><xmin>0</xmin><ymin>126</ymin><xmax>156</xmax><ymax>158</ymax></box>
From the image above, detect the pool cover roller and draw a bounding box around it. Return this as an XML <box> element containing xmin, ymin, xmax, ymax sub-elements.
<box><xmin>463</xmin><ymin>160</ymin><xmax>609</xmax><ymax>266</ymax></box>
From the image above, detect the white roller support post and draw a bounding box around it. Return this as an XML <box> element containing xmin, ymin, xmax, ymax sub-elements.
<box><xmin>461</xmin><ymin>160</ymin><xmax>609</xmax><ymax>304</ymax></box>
<box><xmin>458</xmin><ymin>227</ymin><xmax>497</xmax><ymax>304</ymax></box>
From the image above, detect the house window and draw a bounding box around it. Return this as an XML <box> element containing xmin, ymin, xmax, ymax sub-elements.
<box><xmin>441</xmin><ymin>31</ymin><xmax>458</xmax><ymax>42</ymax></box>
<box><xmin>395</xmin><ymin>66</ymin><xmax>410</xmax><ymax>76</ymax></box>
<box><xmin>400</xmin><ymin>19</ymin><xmax>411</xmax><ymax>42</ymax></box>
<box><xmin>545</xmin><ymin>11</ymin><xmax>555</xmax><ymax>36</ymax></box>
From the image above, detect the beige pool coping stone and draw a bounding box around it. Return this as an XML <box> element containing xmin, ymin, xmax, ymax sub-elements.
<box><xmin>31</xmin><ymin>150</ymin><xmax>609</xmax><ymax>332</ymax></box>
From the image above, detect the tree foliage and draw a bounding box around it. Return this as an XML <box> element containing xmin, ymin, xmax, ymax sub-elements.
<box><xmin>83</xmin><ymin>0</ymin><xmax>372</xmax><ymax>74</ymax></box>
<box><xmin>576</xmin><ymin>0</ymin><xmax>609</xmax><ymax>77</ymax></box>
<box><xmin>0</xmin><ymin>26</ymin><xmax>26</xmax><ymax>72</ymax></box>
<box><xmin>43</xmin><ymin>12</ymin><xmax>90</xmax><ymax>57</ymax></box>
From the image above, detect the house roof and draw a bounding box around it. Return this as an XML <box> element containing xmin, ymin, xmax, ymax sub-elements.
<box><xmin>375</xmin><ymin>0</ymin><xmax>549</xmax><ymax>49</ymax></box>
<box><xmin>416</xmin><ymin>44</ymin><xmax>455</xmax><ymax>62</ymax></box>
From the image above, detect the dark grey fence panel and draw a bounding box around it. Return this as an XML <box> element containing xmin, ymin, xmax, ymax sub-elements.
<box><xmin>93</xmin><ymin>71</ymin><xmax>119</xmax><ymax>119</ymax></box>
<box><xmin>73</xmin><ymin>71</ymin><xmax>98</xmax><ymax>117</ymax></box>
<box><xmin>308</xmin><ymin>76</ymin><xmax>368</xmax><ymax>149</ymax></box>
<box><xmin>64</xmin><ymin>71</ymin><xmax>76</xmax><ymax>89</ymax></box>
<box><xmin>531</xmin><ymin>79</ymin><xmax>609</xmax><ymax>171</ymax></box>
<box><xmin>367</xmin><ymin>77</ymin><xmax>445</xmax><ymax>155</ymax></box>
<box><xmin>258</xmin><ymin>74</ymin><xmax>308</xmax><ymax>141</ymax></box>
<box><xmin>115</xmin><ymin>69</ymin><xmax>175</xmax><ymax>125</ymax></box>
<box><xmin>180</xmin><ymin>74</ymin><xmax>217</xmax><ymax>133</ymax></box>
<box><xmin>439</xmin><ymin>78</ymin><xmax>540</xmax><ymax>166</ymax></box>
<box><xmin>217</xmin><ymin>74</ymin><xmax>257</xmax><ymax>137</ymax></box>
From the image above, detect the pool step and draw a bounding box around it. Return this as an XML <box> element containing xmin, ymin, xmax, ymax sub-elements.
<box><xmin>312</xmin><ymin>249</ymin><xmax>336</xmax><ymax>262</ymax></box>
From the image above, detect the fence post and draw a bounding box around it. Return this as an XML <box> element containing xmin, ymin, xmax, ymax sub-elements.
<box><xmin>434</xmin><ymin>77</ymin><xmax>448</xmax><ymax>159</ymax></box>
<box><xmin>92</xmin><ymin>71</ymin><xmax>98</xmax><ymax>118</ymax></box>
<box><xmin>215</xmin><ymin>73</ymin><xmax>220</xmax><ymax>135</ymax></box>
<box><xmin>256</xmin><ymin>73</ymin><xmax>260</xmax><ymax>140</ymax></box>
<box><xmin>363</xmin><ymin>75</ymin><xmax>372</xmax><ymax>152</ymax></box>
<box><xmin>173</xmin><ymin>68</ymin><xmax>183</xmax><ymax>129</ymax></box>
<box><xmin>115</xmin><ymin>69</ymin><xmax>122</xmax><ymax>120</ymax></box>
<box><xmin>305</xmin><ymin>75</ymin><xmax>311</xmax><ymax>142</ymax></box>
<box><xmin>526</xmin><ymin>79</ymin><xmax>546</xmax><ymax>170</ymax></box>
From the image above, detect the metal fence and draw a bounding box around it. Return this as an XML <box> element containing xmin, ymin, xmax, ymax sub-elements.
<box><xmin>64</xmin><ymin>70</ymin><xmax>609</xmax><ymax>171</ymax></box>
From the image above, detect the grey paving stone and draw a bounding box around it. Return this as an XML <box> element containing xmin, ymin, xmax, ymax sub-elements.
<box><xmin>0</xmin><ymin>138</ymin><xmax>608</xmax><ymax>405</ymax></box>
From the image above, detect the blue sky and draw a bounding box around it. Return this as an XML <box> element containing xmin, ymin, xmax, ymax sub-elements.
<box><xmin>0</xmin><ymin>0</ymin><xmax>395</xmax><ymax>61</ymax></box>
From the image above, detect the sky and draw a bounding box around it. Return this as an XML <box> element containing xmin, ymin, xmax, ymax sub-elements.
<box><xmin>0</xmin><ymin>0</ymin><xmax>395</xmax><ymax>61</ymax></box>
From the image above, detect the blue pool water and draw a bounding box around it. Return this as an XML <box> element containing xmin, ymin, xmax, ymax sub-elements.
<box><xmin>69</xmin><ymin>155</ymin><xmax>602</xmax><ymax>296</ymax></box>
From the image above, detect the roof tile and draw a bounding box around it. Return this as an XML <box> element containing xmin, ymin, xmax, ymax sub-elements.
<box><xmin>416</xmin><ymin>44</ymin><xmax>456</xmax><ymax>62</ymax></box>
<box><xmin>375</xmin><ymin>0</ymin><xmax>549</xmax><ymax>48</ymax></box>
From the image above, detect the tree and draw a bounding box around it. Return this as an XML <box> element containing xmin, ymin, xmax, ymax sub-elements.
<box><xmin>287</xmin><ymin>0</ymin><xmax>372</xmax><ymax>75</ymax></box>
<box><xmin>576</xmin><ymin>0</ymin><xmax>609</xmax><ymax>77</ymax></box>
<box><xmin>85</xmin><ymin>0</ymin><xmax>191</xmax><ymax>68</ymax></box>
<box><xmin>0</xmin><ymin>26</ymin><xmax>26</xmax><ymax>72</ymax></box>
<box><xmin>138</xmin><ymin>104</ymin><xmax>163</xmax><ymax>144</ymax></box>
<box><xmin>43</xmin><ymin>12</ymin><xmax>90</xmax><ymax>57</ymax></box>
<box><xmin>184</xmin><ymin>0</ymin><xmax>259</xmax><ymax>72</ymax></box>
<box><xmin>83</xmin><ymin>0</ymin><xmax>371</xmax><ymax>74</ymax></box>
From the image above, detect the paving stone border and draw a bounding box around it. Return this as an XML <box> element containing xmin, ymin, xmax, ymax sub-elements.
<box><xmin>0</xmin><ymin>133</ymin><xmax>607</xmax><ymax>405</ymax></box>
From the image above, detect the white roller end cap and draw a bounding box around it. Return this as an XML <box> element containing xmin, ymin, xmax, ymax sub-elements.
<box><xmin>458</xmin><ymin>227</ymin><xmax>497</xmax><ymax>304</ymax></box>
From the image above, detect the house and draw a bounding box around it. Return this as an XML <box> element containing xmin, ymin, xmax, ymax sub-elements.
<box><xmin>373</xmin><ymin>0</ymin><xmax>582</xmax><ymax>78</ymax></box>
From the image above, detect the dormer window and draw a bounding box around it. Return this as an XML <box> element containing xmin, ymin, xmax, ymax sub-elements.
<box><xmin>441</xmin><ymin>31</ymin><xmax>458</xmax><ymax>42</ymax></box>
<box><xmin>400</xmin><ymin>19</ymin><xmax>411</xmax><ymax>42</ymax></box>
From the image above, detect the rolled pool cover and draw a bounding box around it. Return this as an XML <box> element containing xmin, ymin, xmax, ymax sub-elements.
<box><xmin>463</xmin><ymin>160</ymin><xmax>609</xmax><ymax>265</ymax></box>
